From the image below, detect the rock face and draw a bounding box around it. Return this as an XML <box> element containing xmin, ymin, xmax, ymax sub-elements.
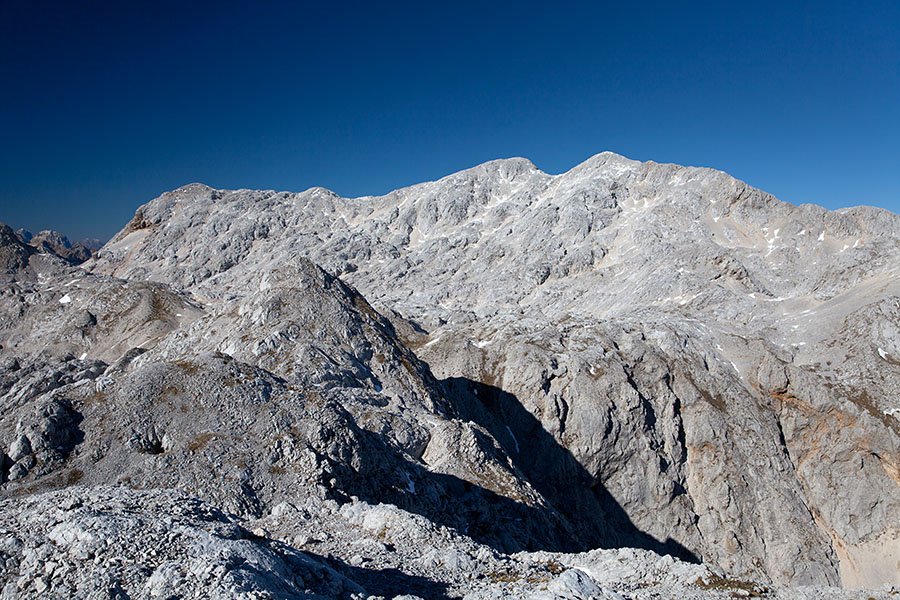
<box><xmin>1</xmin><ymin>152</ymin><xmax>899</xmax><ymax>597</ymax></box>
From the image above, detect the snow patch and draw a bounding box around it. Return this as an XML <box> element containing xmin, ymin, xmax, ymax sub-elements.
<box><xmin>59</xmin><ymin>294</ymin><xmax>72</xmax><ymax>304</ymax></box>
<box><xmin>878</xmin><ymin>347</ymin><xmax>888</xmax><ymax>360</ymax></box>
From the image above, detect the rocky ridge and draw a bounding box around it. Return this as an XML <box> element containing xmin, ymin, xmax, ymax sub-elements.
<box><xmin>1</xmin><ymin>152</ymin><xmax>898</xmax><ymax>598</ymax></box>
<box><xmin>15</xmin><ymin>228</ymin><xmax>101</xmax><ymax>265</ymax></box>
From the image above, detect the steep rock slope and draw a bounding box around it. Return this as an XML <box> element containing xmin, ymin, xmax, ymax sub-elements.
<box><xmin>87</xmin><ymin>153</ymin><xmax>900</xmax><ymax>587</ymax></box>
<box><xmin>0</xmin><ymin>227</ymin><xmax>572</xmax><ymax>557</ymax></box>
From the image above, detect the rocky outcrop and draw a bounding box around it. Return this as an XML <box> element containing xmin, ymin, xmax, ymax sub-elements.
<box><xmin>0</xmin><ymin>486</ymin><xmax>363</xmax><ymax>599</ymax></box>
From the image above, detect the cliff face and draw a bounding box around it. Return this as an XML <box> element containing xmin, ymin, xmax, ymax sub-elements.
<box><xmin>2</xmin><ymin>153</ymin><xmax>898</xmax><ymax>595</ymax></box>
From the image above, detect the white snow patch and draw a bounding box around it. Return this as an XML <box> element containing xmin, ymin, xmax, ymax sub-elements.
<box><xmin>403</xmin><ymin>472</ymin><xmax>416</xmax><ymax>494</ymax></box>
<box><xmin>59</xmin><ymin>294</ymin><xmax>72</xmax><ymax>304</ymax></box>
<box><xmin>423</xmin><ymin>336</ymin><xmax>441</xmax><ymax>348</ymax></box>
<box><xmin>730</xmin><ymin>361</ymin><xmax>740</xmax><ymax>373</ymax></box>
<box><xmin>505</xmin><ymin>425</ymin><xmax>520</xmax><ymax>453</ymax></box>
<box><xmin>765</xmin><ymin>229</ymin><xmax>781</xmax><ymax>256</ymax></box>
<box><xmin>79</xmin><ymin>352</ymin><xmax>87</xmax><ymax>360</ymax></box>
<box><xmin>818</xmin><ymin>231</ymin><xmax>825</xmax><ymax>241</ymax></box>
<box><xmin>878</xmin><ymin>347</ymin><xmax>888</xmax><ymax>360</ymax></box>
<box><xmin>473</xmin><ymin>339</ymin><xmax>492</xmax><ymax>349</ymax></box>
<box><xmin>65</xmin><ymin>279</ymin><xmax>81</xmax><ymax>286</ymax></box>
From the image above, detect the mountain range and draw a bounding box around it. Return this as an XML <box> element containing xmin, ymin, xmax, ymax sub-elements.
<box><xmin>1</xmin><ymin>152</ymin><xmax>897</xmax><ymax>599</ymax></box>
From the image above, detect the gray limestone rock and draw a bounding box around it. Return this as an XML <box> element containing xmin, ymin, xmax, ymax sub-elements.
<box><xmin>1</xmin><ymin>152</ymin><xmax>899</xmax><ymax>594</ymax></box>
<box><xmin>0</xmin><ymin>486</ymin><xmax>363</xmax><ymax>599</ymax></box>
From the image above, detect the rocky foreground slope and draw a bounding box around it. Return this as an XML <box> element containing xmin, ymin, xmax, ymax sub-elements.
<box><xmin>1</xmin><ymin>153</ymin><xmax>898</xmax><ymax>598</ymax></box>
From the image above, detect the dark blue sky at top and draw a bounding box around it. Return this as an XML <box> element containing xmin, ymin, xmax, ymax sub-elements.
<box><xmin>1</xmin><ymin>0</ymin><xmax>898</xmax><ymax>242</ymax></box>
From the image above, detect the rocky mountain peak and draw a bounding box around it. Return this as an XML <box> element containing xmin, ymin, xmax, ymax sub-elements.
<box><xmin>9</xmin><ymin>226</ymin><xmax>101</xmax><ymax>265</ymax></box>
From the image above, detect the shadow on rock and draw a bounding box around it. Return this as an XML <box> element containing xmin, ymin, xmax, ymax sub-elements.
<box><xmin>310</xmin><ymin>551</ymin><xmax>453</xmax><ymax>600</ymax></box>
<box><xmin>443</xmin><ymin>377</ymin><xmax>700</xmax><ymax>563</ymax></box>
<box><xmin>319</xmin><ymin>403</ymin><xmax>578</xmax><ymax>553</ymax></box>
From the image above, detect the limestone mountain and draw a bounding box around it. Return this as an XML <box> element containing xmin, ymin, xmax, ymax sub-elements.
<box><xmin>15</xmin><ymin>228</ymin><xmax>100</xmax><ymax>264</ymax></box>
<box><xmin>1</xmin><ymin>152</ymin><xmax>898</xmax><ymax>598</ymax></box>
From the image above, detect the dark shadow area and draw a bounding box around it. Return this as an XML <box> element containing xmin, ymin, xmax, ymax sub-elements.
<box><xmin>307</xmin><ymin>551</ymin><xmax>453</xmax><ymax>600</ymax></box>
<box><xmin>315</xmin><ymin>398</ymin><xmax>578</xmax><ymax>553</ymax></box>
<box><xmin>441</xmin><ymin>376</ymin><xmax>699</xmax><ymax>563</ymax></box>
<box><xmin>313</xmin><ymin>377</ymin><xmax>697</xmax><ymax>561</ymax></box>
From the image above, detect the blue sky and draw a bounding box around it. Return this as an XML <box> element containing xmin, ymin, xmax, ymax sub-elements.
<box><xmin>1</xmin><ymin>0</ymin><xmax>898</xmax><ymax>241</ymax></box>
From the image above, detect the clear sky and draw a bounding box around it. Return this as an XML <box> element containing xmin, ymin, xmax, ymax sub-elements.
<box><xmin>1</xmin><ymin>0</ymin><xmax>898</xmax><ymax>242</ymax></box>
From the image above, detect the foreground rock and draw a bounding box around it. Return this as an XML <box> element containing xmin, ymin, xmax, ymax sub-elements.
<box><xmin>0</xmin><ymin>486</ymin><xmax>361</xmax><ymax>599</ymax></box>
<box><xmin>0</xmin><ymin>486</ymin><xmax>892</xmax><ymax>600</ymax></box>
